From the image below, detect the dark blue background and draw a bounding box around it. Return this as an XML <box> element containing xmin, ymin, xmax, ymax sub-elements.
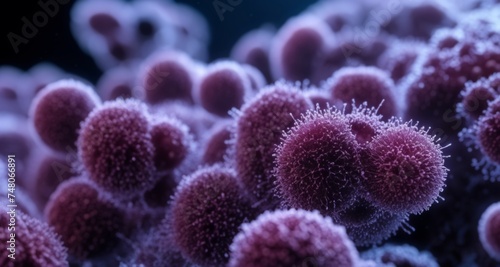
<box><xmin>0</xmin><ymin>0</ymin><xmax>317</xmax><ymax>83</ymax></box>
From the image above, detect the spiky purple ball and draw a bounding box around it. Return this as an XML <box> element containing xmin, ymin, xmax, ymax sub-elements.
<box><xmin>361</xmin><ymin>122</ymin><xmax>447</xmax><ymax>214</ymax></box>
<box><xmin>171</xmin><ymin>165</ymin><xmax>256</xmax><ymax>266</ymax></box>
<box><xmin>476</xmin><ymin>99</ymin><xmax>500</xmax><ymax>165</ymax></box>
<box><xmin>0</xmin><ymin>207</ymin><xmax>68</xmax><ymax>267</ymax></box>
<box><xmin>275</xmin><ymin>108</ymin><xmax>361</xmax><ymax>215</ymax></box>
<box><xmin>138</xmin><ymin>51</ymin><xmax>196</xmax><ymax>104</ymax></box>
<box><xmin>197</xmin><ymin>61</ymin><xmax>251</xmax><ymax>117</ymax></box>
<box><xmin>326</xmin><ymin>67</ymin><xmax>398</xmax><ymax>119</ymax></box>
<box><xmin>78</xmin><ymin>99</ymin><xmax>156</xmax><ymax>197</ymax></box>
<box><xmin>44</xmin><ymin>178</ymin><xmax>127</xmax><ymax>260</ymax></box>
<box><xmin>150</xmin><ymin>116</ymin><xmax>192</xmax><ymax>171</ymax></box>
<box><xmin>30</xmin><ymin>79</ymin><xmax>101</xmax><ymax>152</ymax></box>
<box><xmin>229</xmin><ymin>209</ymin><xmax>360</xmax><ymax>267</ymax></box>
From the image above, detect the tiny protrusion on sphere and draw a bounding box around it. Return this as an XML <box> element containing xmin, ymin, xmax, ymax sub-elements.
<box><xmin>44</xmin><ymin>178</ymin><xmax>127</xmax><ymax>260</ymax></box>
<box><xmin>170</xmin><ymin>165</ymin><xmax>256</xmax><ymax>266</ymax></box>
<box><xmin>0</xmin><ymin>207</ymin><xmax>68</xmax><ymax>267</ymax></box>
<box><xmin>30</xmin><ymin>79</ymin><xmax>101</xmax><ymax>152</ymax></box>
<box><xmin>196</xmin><ymin>61</ymin><xmax>252</xmax><ymax>117</ymax></box>
<box><xmin>228</xmin><ymin>209</ymin><xmax>360</xmax><ymax>267</ymax></box>
<box><xmin>361</xmin><ymin>122</ymin><xmax>447</xmax><ymax>214</ymax></box>
<box><xmin>150</xmin><ymin>116</ymin><xmax>192</xmax><ymax>172</ymax></box>
<box><xmin>78</xmin><ymin>99</ymin><xmax>157</xmax><ymax>197</ymax></box>
<box><xmin>478</xmin><ymin>202</ymin><xmax>500</xmax><ymax>261</ymax></box>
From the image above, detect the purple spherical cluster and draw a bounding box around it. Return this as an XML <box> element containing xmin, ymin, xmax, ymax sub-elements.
<box><xmin>275</xmin><ymin>108</ymin><xmax>361</xmax><ymax>215</ymax></box>
<box><xmin>478</xmin><ymin>202</ymin><xmax>500</xmax><ymax>261</ymax></box>
<box><xmin>78</xmin><ymin>99</ymin><xmax>156</xmax><ymax>197</ymax></box>
<box><xmin>196</xmin><ymin>61</ymin><xmax>252</xmax><ymax>117</ymax></box>
<box><xmin>7</xmin><ymin>0</ymin><xmax>500</xmax><ymax>265</ymax></box>
<box><xmin>30</xmin><ymin>79</ymin><xmax>101</xmax><ymax>152</ymax></box>
<box><xmin>405</xmin><ymin>17</ymin><xmax>500</xmax><ymax>133</ymax></box>
<box><xmin>0</xmin><ymin>207</ymin><xmax>68</xmax><ymax>267</ymax></box>
<box><xmin>361</xmin><ymin>122</ymin><xmax>447</xmax><ymax>214</ymax></box>
<box><xmin>44</xmin><ymin>178</ymin><xmax>127</xmax><ymax>260</ymax></box>
<box><xmin>138</xmin><ymin>51</ymin><xmax>197</xmax><ymax>104</ymax></box>
<box><xmin>229</xmin><ymin>209</ymin><xmax>360</xmax><ymax>267</ymax></box>
<box><xmin>326</xmin><ymin>66</ymin><xmax>398</xmax><ymax>119</ymax></box>
<box><xmin>150</xmin><ymin>116</ymin><xmax>192</xmax><ymax>172</ymax></box>
<box><xmin>275</xmin><ymin>104</ymin><xmax>446</xmax><ymax>245</ymax></box>
<box><xmin>362</xmin><ymin>244</ymin><xmax>439</xmax><ymax>267</ymax></box>
<box><xmin>170</xmin><ymin>165</ymin><xmax>256</xmax><ymax>266</ymax></box>
<box><xmin>234</xmin><ymin>83</ymin><xmax>312</xmax><ymax>207</ymax></box>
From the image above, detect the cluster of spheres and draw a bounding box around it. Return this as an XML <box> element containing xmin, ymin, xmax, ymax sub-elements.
<box><xmin>1</xmin><ymin>0</ymin><xmax>500</xmax><ymax>266</ymax></box>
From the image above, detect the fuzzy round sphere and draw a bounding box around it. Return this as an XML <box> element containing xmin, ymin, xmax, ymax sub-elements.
<box><xmin>378</xmin><ymin>41</ymin><xmax>422</xmax><ymax>83</ymax></box>
<box><xmin>361</xmin><ymin>123</ymin><xmax>447</xmax><ymax>214</ymax></box>
<box><xmin>235</xmin><ymin>83</ymin><xmax>312</xmax><ymax>207</ymax></box>
<box><xmin>270</xmin><ymin>15</ymin><xmax>330</xmax><ymax>82</ymax></box>
<box><xmin>171</xmin><ymin>165</ymin><xmax>256</xmax><ymax>266</ymax></box>
<box><xmin>361</xmin><ymin>244</ymin><xmax>439</xmax><ymax>267</ymax></box>
<box><xmin>478</xmin><ymin>202</ymin><xmax>500</xmax><ymax>261</ymax></box>
<box><xmin>0</xmin><ymin>207</ymin><xmax>68</xmax><ymax>267</ymax></box>
<box><xmin>30</xmin><ymin>79</ymin><xmax>101</xmax><ymax>152</ymax></box>
<box><xmin>197</xmin><ymin>61</ymin><xmax>251</xmax><ymax>117</ymax></box>
<box><xmin>477</xmin><ymin>100</ymin><xmax>500</xmax><ymax>165</ymax></box>
<box><xmin>138</xmin><ymin>51</ymin><xmax>196</xmax><ymax>104</ymax></box>
<box><xmin>275</xmin><ymin>108</ymin><xmax>361</xmax><ymax>215</ymax></box>
<box><xmin>44</xmin><ymin>178</ymin><xmax>127</xmax><ymax>260</ymax></box>
<box><xmin>231</xmin><ymin>27</ymin><xmax>274</xmax><ymax>83</ymax></box>
<box><xmin>228</xmin><ymin>209</ymin><xmax>360</xmax><ymax>267</ymax></box>
<box><xmin>30</xmin><ymin>152</ymin><xmax>76</xmax><ymax>211</ymax></box>
<box><xmin>460</xmin><ymin>79</ymin><xmax>497</xmax><ymax>121</ymax></box>
<box><xmin>150</xmin><ymin>116</ymin><xmax>192</xmax><ymax>171</ymax></box>
<box><xmin>78</xmin><ymin>99</ymin><xmax>156</xmax><ymax>197</ymax></box>
<box><xmin>326</xmin><ymin>67</ymin><xmax>398</xmax><ymax>119</ymax></box>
